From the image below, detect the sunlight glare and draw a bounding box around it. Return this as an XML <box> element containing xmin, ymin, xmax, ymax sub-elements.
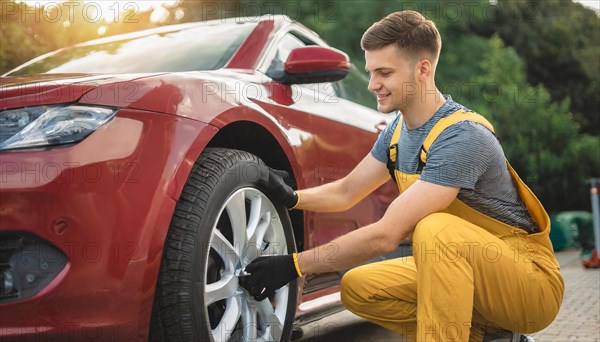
<box><xmin>18</xmin><ymin>1</ymin><xmax>181</xmax><ymax>23</ymax></box>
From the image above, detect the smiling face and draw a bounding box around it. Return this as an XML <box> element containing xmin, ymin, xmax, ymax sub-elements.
<box><xmin>365</xmin><ymin>44</ymin><xmax>419</xmax><ymax>114</ymax></box>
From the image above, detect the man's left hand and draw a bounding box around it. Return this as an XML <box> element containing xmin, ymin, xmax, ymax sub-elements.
<box><xmin>239</xmin><ymin>254</ymin><xmax>300</xmax><ymax>301</ymax></box>
<box><xmin>258</xmin><ymin>167</ymin><xmax>299</xmax><ymax>209</ymax></box>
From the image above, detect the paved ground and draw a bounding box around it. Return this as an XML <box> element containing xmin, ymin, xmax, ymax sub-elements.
<box><xmin>296</xmin><ymin>248</ymin><xmax>600</xmax><ymax>342</ymax></box>
<box><xmin>531</xmin><ymin>249</ymin><xmax>600</xmax><ymax>342</ymax></box>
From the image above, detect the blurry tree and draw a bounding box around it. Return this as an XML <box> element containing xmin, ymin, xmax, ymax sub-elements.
<box><xmin>470</xmin><ymin>0</ymin><xmax>599</xmax><ymax>135</ymax></box>
<box><xmin>0</xmin><ymin>0</ymin><xmax>156</xmax><ymax>73</ymax></box>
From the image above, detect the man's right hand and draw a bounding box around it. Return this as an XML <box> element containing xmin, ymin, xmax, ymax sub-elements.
<box><xmin>259</xmin><ymin>167</ymin><xmax>299</xmax><ymax>209</ymax></box>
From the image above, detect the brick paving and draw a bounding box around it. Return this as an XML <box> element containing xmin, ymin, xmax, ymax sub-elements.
<box><xmin>531</xmin><ymin>249</ymin><xmax>600</xmax><ymax>342</ymax></box>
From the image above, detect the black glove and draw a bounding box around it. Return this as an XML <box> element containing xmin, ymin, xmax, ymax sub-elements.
<box><xmin>239</xmin><ymin>254</ymin><xmax>300</xmax><ymax>301</ymax></box>
<box><xmin>259</xmin><ymin>166</ymin><xmax>299</xmax><ymax>209</ymax></box>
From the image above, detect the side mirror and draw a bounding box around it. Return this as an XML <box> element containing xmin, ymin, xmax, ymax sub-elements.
<box><xmin>268</xmin><ymin>46</ymin><xmax>350</xmax><ymax>84</ymax></box>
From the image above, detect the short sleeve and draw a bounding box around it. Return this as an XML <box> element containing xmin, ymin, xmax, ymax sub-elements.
<box><xmin>420</xmin><ymin>121</ymin><xmax>497</xmax><ymax>190</ymax></box>
<box><xmin>370</xmin><ymin>114</ymin><xmax>400</xmax><ymax>164</ymax></box>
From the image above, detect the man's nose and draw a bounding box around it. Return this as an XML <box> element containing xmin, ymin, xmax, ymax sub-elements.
<box><xmin>367</xmin><ymin>75</ymin><xmax>381</xmax><ymax>93</ymax></box>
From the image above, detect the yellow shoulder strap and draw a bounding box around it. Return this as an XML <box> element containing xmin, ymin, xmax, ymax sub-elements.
<box><xmin>388</xmin><ymin>115</ymin><xmax>402</xmax><ymax>164</ymax></box>
<box><xmin>420</xmin><ymin>109</ymin><xmax>495</xmax><ymax>164</ymax></box>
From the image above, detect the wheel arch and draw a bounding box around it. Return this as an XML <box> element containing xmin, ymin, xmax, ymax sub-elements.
<box><xmin>205</xmin><ymin>120</ymin><xmax>305</xmax><ymax>253</ymax></box>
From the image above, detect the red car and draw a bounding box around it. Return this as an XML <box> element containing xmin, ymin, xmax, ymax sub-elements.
<box><xmin>0</xmin><ymin>15</ymin><xmax>398</xmax><ymax>342</ymax></box>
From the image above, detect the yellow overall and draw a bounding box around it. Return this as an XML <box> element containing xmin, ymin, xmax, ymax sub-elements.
<box><xmin>340</xmin><ymin>110</ymin><xmax>564</xmax><ymax>341</ymax></box>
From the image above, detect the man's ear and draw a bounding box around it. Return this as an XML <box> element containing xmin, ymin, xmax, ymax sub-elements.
<box><xmin>416</xmin><ymin>59</ymin><xmax>432</xmax><ymax>81</ymax></box>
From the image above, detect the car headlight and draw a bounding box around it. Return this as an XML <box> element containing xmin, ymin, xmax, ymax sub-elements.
<box><xmin>0</xmin><ymin>105</ymin><xmax>116</xmax><ymax>151</ymax></box>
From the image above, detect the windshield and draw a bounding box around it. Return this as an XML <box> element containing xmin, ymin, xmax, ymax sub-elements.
<box><xmin>6</xmin><ymin>21</ymin><xmax>257</xmax><ymax>76</ymax></box>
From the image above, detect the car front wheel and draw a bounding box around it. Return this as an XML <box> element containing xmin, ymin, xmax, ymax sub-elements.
<box><xmin>150</xmin><ymin>148</ymin><xmax>297</xmax><ymax>342</ymax></box>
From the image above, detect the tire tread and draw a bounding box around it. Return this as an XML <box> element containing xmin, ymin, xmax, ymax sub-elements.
<box><xmin>150</xmin><ymin>148</ymin><xmax>265</xmax><ymax>342</ymax></box>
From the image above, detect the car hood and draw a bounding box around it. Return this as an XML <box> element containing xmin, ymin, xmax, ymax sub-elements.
<box><xmin>0</xmin><ymin>73</ymin><xmax>165</xmax><ymax>110</ymax></box>
<box><xmin>0</xmin><ymin>71</ymin><xmax>275</xmax><ymax>125</ymax></box>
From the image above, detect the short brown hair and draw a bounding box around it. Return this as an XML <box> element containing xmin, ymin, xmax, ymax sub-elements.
<box><xmin>361</xmin><ymin>11</ymin><xmax>441</xmax><ymax>62</ymax></box>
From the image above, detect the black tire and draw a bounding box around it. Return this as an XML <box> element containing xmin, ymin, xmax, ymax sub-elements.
<box><xmin>150</xmin><ymin>148</ymin><xmax>298</xmax><ymax>342</ymax></box>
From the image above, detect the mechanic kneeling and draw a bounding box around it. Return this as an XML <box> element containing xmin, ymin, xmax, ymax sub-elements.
<box><xmin>240</xmin><ymin>10</ymin><xmax>564</xmax><ymax>342</ymax></box>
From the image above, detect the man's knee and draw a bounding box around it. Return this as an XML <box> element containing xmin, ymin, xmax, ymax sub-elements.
<box><xmin>340</xmin><ymin>267</ymin><xmax>365</xmax><ymax>312</ymax></box>
<box><xmin>413</xmin><ymin>212</ymin><xmax>456</xmax><ymax>244</ymax></box>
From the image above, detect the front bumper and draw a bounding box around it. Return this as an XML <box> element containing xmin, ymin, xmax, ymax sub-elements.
<box><xmin>0</xmin><ymin>108</ymin><xmax>215</xmax><ymax>341</ymax></box>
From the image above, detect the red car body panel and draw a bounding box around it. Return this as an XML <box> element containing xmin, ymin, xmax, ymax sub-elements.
<box><xmin>225</xmin><ymin>20</ymin><xmax>276</xmax><ymax>69</ymax></box>
<box><xmin>0</xmin><ymin>74</ymin><xmax>181</xmax><ymax>110</ymax></box>
<box><xmin>0</xmin><ymin>16</ymin><xmax>396</xmax><ymax>341</ymax></box>
<box><xmin>1</xmin><ymin>109</ymin><xmax>218</xmax><ymax>340</ymax></box>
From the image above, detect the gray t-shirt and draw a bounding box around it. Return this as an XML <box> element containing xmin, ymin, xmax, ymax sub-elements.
<box><xmin>371</xmin><ymin>96</ymin><xmax>539</xmax><ymax>233</ymax></box>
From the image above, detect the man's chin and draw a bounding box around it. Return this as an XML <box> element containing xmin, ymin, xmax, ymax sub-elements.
<box><xmin>377</xmin><ymin>105</ymin><xmax>397</xmax><ymax>114</ymax></box>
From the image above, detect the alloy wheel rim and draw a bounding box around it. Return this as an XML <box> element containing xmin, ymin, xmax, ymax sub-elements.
<box><xmin>205</xmin><ymin>188</ymin><xmax>290</xmax><ymax>341</ymax></box>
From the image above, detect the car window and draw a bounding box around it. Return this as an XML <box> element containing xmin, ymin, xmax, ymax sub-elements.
<box><xmin>5</xmin><ymin>21</ymin><xmax>257</xmax><ymax>76</ymax></box>
<box><xmin>273</xmin><ymin>34</ymin><xmax>307</xmax><ymax>65</ymax></box>
<box><xmin>334</xmin><ymin>65</ymin><xmax>376</xmax><ymax>109</ymax></box>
